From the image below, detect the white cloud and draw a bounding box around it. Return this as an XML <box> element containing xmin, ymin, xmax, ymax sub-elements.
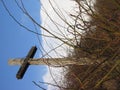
<box><xmin>43</xmin><ymin>66</ymin><xmax>68</xmax><ymax>90</ymax></box>
<box><xmin>40</xmin><ymin>0</ymin><xmax>77</xmax><ymax>89</ymax></box>
<box><xmin>40</xmin><ymin>0</ymin><xmax>76</xmax><ymax>57</ymax></box>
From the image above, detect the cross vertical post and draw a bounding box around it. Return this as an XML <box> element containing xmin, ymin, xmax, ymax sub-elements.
<box><xmin>16</xmin><ymin>46</ymin><xmax>37</xmax><ymax>79</ymax></box>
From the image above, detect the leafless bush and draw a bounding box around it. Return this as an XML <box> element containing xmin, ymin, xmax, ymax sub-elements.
<box><xmin>65</xmin><ymin>0</ymin><xmax>120</xmax><ymax>90</ymax></box>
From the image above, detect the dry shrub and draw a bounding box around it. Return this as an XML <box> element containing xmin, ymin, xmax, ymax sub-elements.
<box><xmin>65</xmin><ymin>0</ymin><xmax>120</xmax><ymax>90</ymax></box>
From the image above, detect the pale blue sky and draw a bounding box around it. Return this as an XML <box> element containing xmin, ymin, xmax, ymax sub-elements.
<box><xmin>0</xmin><ymin>0</ymin><xmax>47</xmax><ymax>90</ymax></box>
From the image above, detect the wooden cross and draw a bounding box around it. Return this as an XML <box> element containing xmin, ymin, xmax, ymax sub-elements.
<box><xmin>8</xmin><ymin>46</ymin><xmax>95</xmax><ymax>79</ymax></box>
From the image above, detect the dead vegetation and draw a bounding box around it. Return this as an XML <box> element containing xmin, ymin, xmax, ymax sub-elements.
<box><xmin>65</xmin><ymin>0</ymin><xmax>120</xmax><ymax>90</ymax></box>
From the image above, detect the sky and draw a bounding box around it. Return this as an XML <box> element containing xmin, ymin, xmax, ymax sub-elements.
<box><xmin>0</xmin><ymin>0</ymin><xmax>47</xmax><ymax>90</ymax></box>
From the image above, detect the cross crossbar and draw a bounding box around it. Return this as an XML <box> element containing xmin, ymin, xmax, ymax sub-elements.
<box><xmin>16</xmin><ymin>46</ymin><xmax>37</xmax><ymax>79</ymax></box>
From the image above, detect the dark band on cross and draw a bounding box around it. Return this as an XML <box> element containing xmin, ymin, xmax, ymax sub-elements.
<box><xmin>16</xmin><ymin>46</ymin><xmax>37</xmax><ymax>79</ymax></box>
